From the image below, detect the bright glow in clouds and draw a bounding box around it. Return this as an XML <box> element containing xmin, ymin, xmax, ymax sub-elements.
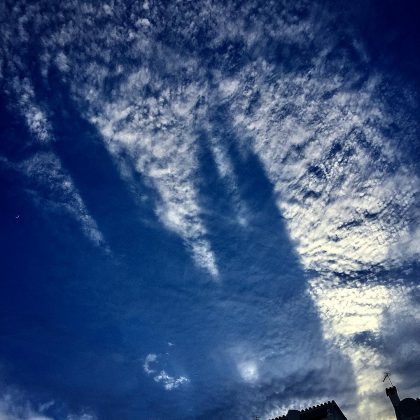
<box><xmin>238</xmin><ymin>360</ymin><xmax>259</xmax><ymax>382</ymax></box>
<box><xmin>310</xmin><ymin>281</ymin><xmax>420</xmax><ymax>419</ymax></box>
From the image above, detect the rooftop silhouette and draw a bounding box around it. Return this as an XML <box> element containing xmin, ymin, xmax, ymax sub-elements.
<box><xmin>269</xmin><ymin>400</ymin><xmax>347</xmax><ymax>420</ymax></box>
<box><xmin>386</xmin><ymin>386</ymin><xmax>420</xmax><ymax>420</ymax></box>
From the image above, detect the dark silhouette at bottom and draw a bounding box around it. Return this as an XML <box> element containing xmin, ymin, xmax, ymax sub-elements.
<box><xmin>386</xmin><ymin>386</ymin><xmax>420</xmax><ymax>420</ymax></box>
<box><xmin>265</xmin><ymin>384</ymin><xmax>420</xmax><ymax>420</ymax></box>
<box><xmin>269</xmin><ymin>400</ymin><xmax>347</xmax><ymax>420</ymax></box>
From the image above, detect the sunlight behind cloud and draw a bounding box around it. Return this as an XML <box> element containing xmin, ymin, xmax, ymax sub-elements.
<box><xmin>238</xmin><ymin>360</ymin><xmax>259</xmax><ymax>382</ymax></box>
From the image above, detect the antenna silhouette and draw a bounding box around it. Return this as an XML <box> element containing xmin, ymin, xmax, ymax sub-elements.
<box><xmin>383</xmin><ymin>372</ymin><xmax>393</xmax><ymax>386</ymax></box>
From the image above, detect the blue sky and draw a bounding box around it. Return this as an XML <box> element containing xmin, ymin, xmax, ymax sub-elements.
<box><xmin>1</xmin><ymin>0</ymin><xmax>420</xmax><ymax>419</ymax></box>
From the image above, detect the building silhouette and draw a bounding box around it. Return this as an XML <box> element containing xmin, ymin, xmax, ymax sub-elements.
<box><xmin>269</xmin><ymin>400</ymin><xmax>347</xmax><ymax>420</ymax></box>
<box><xmin>386</xmin><ymin>386</ymin><xmax>420</xmax><ymax>420</ymax></box>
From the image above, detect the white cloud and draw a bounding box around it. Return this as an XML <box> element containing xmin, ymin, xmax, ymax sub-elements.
<box><xmin>143</xmin><ymin>353</ymin><xmax>157</xmax><ymax>374</ymax></box>
<box><xmin>153</xmin><ymin>371</ymin><xmax>189</xmax><ymax>391</ymax></box>
<box><xmin>10</xmin><ymin>78</ymin><xmax>52</xmax><ymax>143</ymax></box>
<box><xmin>143</xmin><ymin>354</ymin><xmax>189</xmax><ymax>391</ymax></box>
<box><xmin>218</xmin><ymin>78</ymin><xmax>239</xmax><ymax>98</ymax></box>
<box><xmin>310</xmin><ymin>282</ymin><xmax>393</xmax><ymax>339</ymax></box>
<box><xmin>0</xmin><ymin>386</ymin><xmax>96</xmax><ymax>420</ymax></box>
<box><xmin>66</xmin><ymin>414</ymin><xmax>96</xmax><ymax>420</ymax></box>
<box><xmin>0</xmin><ymin>391</ymin><xmax>52</xmax><ymax>420</ymax></box>
<box><xmin>19</xmin><ymin>152</ymin><xmax>106</xmax><ymax>247</ymax></box>
<box><xmin>89</xmin><ymin>76</ymin><xmax>219</xmax><ymax>277</ymax></box>
<box><xmin>137</xmin><ymin>18</ymin><xmax>151</xmax><ymax>28</ymax></box>
<box><xmin>230</xmin><ymin>61</ymin><xmax>419</xmax><ymax>275</ymax></box>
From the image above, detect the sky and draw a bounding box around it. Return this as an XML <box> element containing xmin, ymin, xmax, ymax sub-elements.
<box><xmin>0</xmin><ymin>0</ymin><xmax>420</xmax><ymax>419</ymax></box>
